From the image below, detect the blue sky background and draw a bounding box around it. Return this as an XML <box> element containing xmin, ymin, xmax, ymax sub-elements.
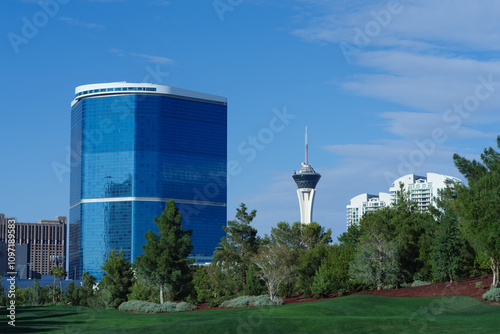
<box><xmin>1</xmin><ymin>0</ymin><xmax>499</xmax><ymax>240</ymax></box>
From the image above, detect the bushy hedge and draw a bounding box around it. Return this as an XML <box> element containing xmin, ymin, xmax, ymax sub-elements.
<box><xmin>118</xmin><ymin>300</ymin><xmax>196</xmax><ymax>313</ymax></box>
<box><xmin>482</xmin><ymin>288</ymin><xmax>500</xmax><ymax>302</ymax></box>
<box><xmin>220</xmin><ymin>295</ymin><xmax>283</xmax><ymax>309</ymax></box>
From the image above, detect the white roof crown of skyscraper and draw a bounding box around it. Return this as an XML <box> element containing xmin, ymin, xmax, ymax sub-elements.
<box><xmin>71</xmin><ymin>82</ymin><xmax>227</xmax><ymax>107</ymax></box>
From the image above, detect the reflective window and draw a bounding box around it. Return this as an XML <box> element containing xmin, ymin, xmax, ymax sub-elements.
<box><xmin>70</xmin><ymin>93</ymin><xmax>227</xmax><ymax>279</ymax></box>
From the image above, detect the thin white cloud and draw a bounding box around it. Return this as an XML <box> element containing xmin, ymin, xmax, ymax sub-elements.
<box><xmin>293</xmin><ymin>0</ymin><xmax>500</xmax><ymax>52</ymax></box>
<box><xmin>290</xmin><ymin>1</ymin><xmax>500</xmax><ymax>128</ymax></box>
<box><xmin>379</xmin><ymin>112</ymin><xmax>498</xmax><ymax>140</ymax></box>
<box><xmin>59</xmin><ymin>17</ymin><xmax>105</xmax><ymax>30</ymax></box>
<box><xmin>109</xmin><ymin>48</ymin><xmax>175</xmax><ymax>65</ymax></box>
<box><xmin>342</xmin><ymin>52</ymin><xmax>500</xmax><ymax>108</ymax></box>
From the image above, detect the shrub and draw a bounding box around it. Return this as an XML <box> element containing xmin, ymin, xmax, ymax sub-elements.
<box><xmin>87</xmin><ymin>287</ymin><xmax>114</xmax><ymax>309</ymax></box>
<box><xmin>118</xmin><ymin>300</ymin><xmax>143</xmax><ymax>312</ymax></box>
<box><xmin>159</xmin><ymin>302</ymin><xmax>176</xmax><ymax>313</ymax></box>
<box><xmin>411</xmin><ymin>280</ymin><xmax>431</xmax><ymax>287</ymax></box>
<box><xmin>476</xmin><ymin>281</ymin><xmax>485</xmax><ymax>289</ymax></box>
<box><xmin>311</xmin><ymin>265</ymin><xmax>333</xmax><ymax>298</ymax></box>
<box><xmin>337</xmin><ymin>289</ymin><xmax>348</xmax><ymax>297</ymax></box>
<box><xmin>118</xmin><ymin>300</ymin><xmax>197</xmax><ymax>313</ymax></box>
<box><xmin>176</xmin><ymin>301</ymin><xmax>197</xmax><ymax>312</ymax></box>
<box><xmin>207</xmin><ymin>295</ymin><xmax>232</xmax><ymax>308</ymax></box>
<box><xmin>483</xmin><ymin>288</ymin><xmax>500</xmax><ymax>302</ymax></box>
<box><xmin>27</xmin><ymin>280</ymin><xmax>49</xmax><ymax>306</ymax></box>
<box><xmin>127</xmin><ymin>278</ymin><xmax>159</xmax><ymax>303</ymax></box>
<box><xmin>383</xmin><ymin>285</ymin><xmax>396</xmax><ymax>290</ymax></box>
<box><xmin>220</xmin><ymin>295</ymin><xmax>283</xmax><ymax>309</ymax></box>
<box><xmin>400</xmin><ymin>282</ymin><xmax>411</xmax><ymax>288</ymax></box>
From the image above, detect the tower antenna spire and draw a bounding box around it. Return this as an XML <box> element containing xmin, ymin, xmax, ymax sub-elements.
<box><xmin>305</xmin><ymin>126</ymin><xmax>308</xmax><ymax>165</ymax></box>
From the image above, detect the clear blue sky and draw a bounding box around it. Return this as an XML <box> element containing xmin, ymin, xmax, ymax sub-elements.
<box><xmin>1</xmin><ymin>0</ymin><xmax>499</xmax><ymax>240</ymax></box>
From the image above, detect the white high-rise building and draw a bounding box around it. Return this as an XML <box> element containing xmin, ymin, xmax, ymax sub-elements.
<box><xmin>389</xmin><ymin>173</ymin><xmax>461</xmax><ymax>212</ymax></box>
<box><xmin>346</xmin><ymin>193</ymin><xmax>392</xmax><ymax>227</ymax></box>
<box><xmin>346</xmin><ymin>173</ymin><xmax>461</xmax><ymax>227</ymax></box>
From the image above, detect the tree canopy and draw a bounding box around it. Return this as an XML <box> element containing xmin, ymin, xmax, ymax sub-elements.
<box><xmin>100</xmin><ymin>248</ymin><xmax>135</xmax><ymax>308</ymax></box>
<box><xmin>213</xmin><ymin>203</ymin><xmax>259</xmax><ymax>287</ymax></box>
<box><xmin>134</xmin><ymin>200</ymin><xmax>194</xmax><ymax>303</ymax></box>
<box><xmin>453</xmin><ymin>136</ymin><xmax>500</xmax><ymax>287</ymax></box>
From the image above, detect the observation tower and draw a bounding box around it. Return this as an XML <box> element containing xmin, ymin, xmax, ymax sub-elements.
<box><xmin>292</xmin><ymin>127</ymin><xmax>321</xmax><ymax>225</ymax></box>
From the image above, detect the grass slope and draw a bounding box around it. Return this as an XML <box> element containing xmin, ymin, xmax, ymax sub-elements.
<box><xmin>1</xmin><ymin>295</ymin><xmax>499</xmax><ymax>334</ymax></box>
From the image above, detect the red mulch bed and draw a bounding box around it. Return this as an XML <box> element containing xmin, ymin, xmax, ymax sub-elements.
<box><xmin>191</xmin><ymin>274</ymin><xmax>497</xmax><ymax>312</ymax></box>
<box><xmin>356</xmin><ymin>274</ymin><xmax>493</xmax><ymax>301</ymax></box>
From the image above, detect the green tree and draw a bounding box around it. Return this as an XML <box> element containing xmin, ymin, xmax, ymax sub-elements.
<box><xmin>297</xmin><ymin>243</ymin><xmax>330</xmax><ymax>295</ymax></box>
<box><xmin>15</xmin><ymin>287</ymin><xmax>28</xmax><ymax>305</ymax></box>
<box><xmin>212</xmin><ymin>238</ymin><xmax>238</xmax><ymax>275</ymax></box>
<box><xmin>431</xmin><ymin>211</ymin><xmax>468</xmax><ymax>283</ymax></box>
<box><xmin>337</xmin><ymin>223</ymin><xmax>362</xmax><ymax>248</ymax></box>
<box><xmin>49</xmin><ymin>265</ymin><xmax>67</xmax><ymax>303</ymax></box>
<box><xmin>128</xmin><ymin>278</ymin><xmax>159</xmax><ymax>303</ymax></box>
<box><xmin>350</xmin><ymin>208</ymin><xmax>401</xmax><ymax>290</ymax></box>
<box><xmin>265</xmin><ymin>221</ymin><xmax>333</xmax><ymax>296</ymax></box>
<box><xmin>88</xmin><ymin>286</ymin><xmax>113</xmax><ymax>309</ymax></box>
<box><xmin>252</xmin><ymin>244</ymin><xmax>294</xmax><ymax>301</ymax></box>
<box><xmin>81</xmin><ymin>271</ymin><xmax>96</xmax><ymax>307</ymax></box>
<box><xmin>268</xmin><ymin>221</ymin><xmax>302</xmax><ymax>250</ymax></box>
<box><xmin>301</xmin><ymin>222</ymin><xmax>333</xmax><ymax>250</ymax></box>
<box><xmin>268</xmin><ymin>221</ymin><xmax>332</xmax><ymax>251</ymax></box>
<box><xmin>100</xmin><ymin>248</ymin><xmax>135</xmax><ymax>308</ymax></box>
<box><xmin>214</xmin><ymin>203</ymin><xmax>259</xmax><ymax>290</ymax></box>
<box><xmin>244</xmin><ymin>263</ymin><xmax>266</xmax><ymax>296</ymax></box>
<box><xmin>349</xmin><ymin>238</ymin><xmax>400</xmax><ymax>290</ymax></box>
<box><xmin>320</xmin><ymin>243</ymin><xmax>355</xmax><ymax>291</ymax></box>
<box><xmin>453</xmin><ymin>136</ymin><xmax>500</xmax><ymax>287</ymax></box>
<box><xmin>64</xmin><ymin>281</ymin><xmax>81</xmax><ymax>306</ymax></box>
<box><xmin>390</xmin><ymin>187</ymin><xmax>436</xmax><ymax>281</ymax></box>
<box><xmin>192</xmin><ymin>262</ymin><xmax>238</xmax><ymax>304</ymax></box>
<box><xmin>135</xmin><ymin>200</ymin><xmax>194</xmax><ymax>304</ymax></box>
<box><xmin>311</xmin><ymin>263</ymin><xmax>333</xmax><ymax>298</ymax></box>
<box><xmin>27</xmin><ymin>280</ymin><xmax>48</xmax><ymax>305</ymax></box>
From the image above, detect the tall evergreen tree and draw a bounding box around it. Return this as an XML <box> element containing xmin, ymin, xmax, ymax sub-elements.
<box><xmin>453</xmin><ymin>136</ymin><xmax>500</xmax><ymax>287</ymax></box>
<box><xmin>390</xmin><ymin>186</ymin><xmax>436</xmax><ymax>281</ymax></box>
<box><xmin>431</xmin><ymin>211</ymin><xmax>467</xmax><ymax>283</ymax></box>
<box><xmin>214</xmin><ymin>203</ymin><xmax>259</xmax><ymax>288</ymax></box>
<box><xmin>135</xmin><ymin>200</ymin><xmax>194</xmax><ymax>303</ymax></box>
<box><xmin>100</xmin><ymin>248</ymin><xmax>135</xmax><ymax>308</ymax></box>
<box><xmin>350</xmin><ymin>208</ymin><xmax>401</xmax><ymax>290</ymax></box>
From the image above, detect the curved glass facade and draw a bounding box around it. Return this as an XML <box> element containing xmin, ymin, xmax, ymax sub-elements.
<box><xmin>69</xmin><ymin>87</ymin><xmax>227</xmax><ymax>280</ymax></box>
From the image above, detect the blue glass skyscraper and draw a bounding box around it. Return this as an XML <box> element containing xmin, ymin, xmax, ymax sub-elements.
<box><xmin>68</xmin><ymin>82</ymin><xmax>227</xmax><ymax>280</ymax></box>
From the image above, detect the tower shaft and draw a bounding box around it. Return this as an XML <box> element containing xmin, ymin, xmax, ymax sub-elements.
<box><xmin>292</xmin><ymin>127</ymin><xmax>320</xmax><ymax>224</ymax></box>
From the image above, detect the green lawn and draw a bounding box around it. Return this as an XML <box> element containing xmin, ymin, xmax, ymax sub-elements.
<box><xmin>1</xmin><ymin>295</ymin><xmax>499</xmax><ymax>333</ymax></box>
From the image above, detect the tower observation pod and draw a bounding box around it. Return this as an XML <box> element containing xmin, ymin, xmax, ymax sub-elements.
<box><xmin>292</xmin><ymin>127</ymin><xmax>321</xmax><ymax>225</ymax></box>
